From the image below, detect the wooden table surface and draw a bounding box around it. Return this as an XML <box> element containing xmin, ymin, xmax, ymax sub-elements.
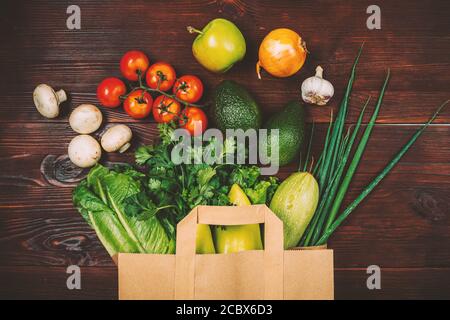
<box><xmin>1</xmin><ymin>0</ymin><xmax>449</xmax><ymax>300</ymax></box>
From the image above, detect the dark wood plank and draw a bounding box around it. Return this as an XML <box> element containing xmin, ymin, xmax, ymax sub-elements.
<box><xmin>1</xmin><ymin>0</ymin><xmax>449</xmax><ymax>299</ymax></box>
<box><xmin>0</xmin><ymin>123</ymin><xmax>448</xmax><ymax>268</ymax></box>
<box><xmin>1</xmin><ymin>185</ymin><xmax>449</xmax><ymax>268</ymax></box>
<box><xmin>0</xmin><ymin>122</ymin><xmax>449</xmax><ymax>198</ymax></box>
<box><xmin>335</xmin><ymin>268</ymin><xmax>450</xmax><ymax>300</ymax></box>
<box><xmin>1</xmin><ymin>266</ymin><xmax>448</xmax><ymax>300</ymax></box>
<box><xmin>0</xmin><ymin>266</ymin><xmax>117</xmax><ymax>300</ymax></box>
<box><xmin>0</xmin><ymin>0</ymin><xmax>449</xmax><ymax>124</ymax></box>
<box><xmin>1</xmin><ymin>91</ymin><xmax>449</xmax><ymax>125</ymax></box>
<box><xmin>0</xmin><ymin>123</ymin><xmax>159</xmax><ymax>159</ymax></box>
<box><xmin>0</xmin><ymin>122</ymin><xmax>449</xmax><ymax>161</ymax></box>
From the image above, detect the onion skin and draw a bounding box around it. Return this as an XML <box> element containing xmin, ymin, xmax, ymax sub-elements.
<box><xmin>257</xmin><ymin>28</ymin><xmax>307</xmax><ymax>79</ymax></box>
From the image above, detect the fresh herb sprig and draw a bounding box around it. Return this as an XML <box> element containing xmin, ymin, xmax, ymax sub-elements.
<box><xmin>135</xmin><ymin>123</ymin><xmax>279</xmax><ymax>222</ymax></box>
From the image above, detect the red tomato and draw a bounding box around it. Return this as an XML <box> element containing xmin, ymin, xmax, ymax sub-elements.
<box><xmin>146</xmin><ymin>62</ymin><xmax>176</xmax><ymax>91</ymax></box>
<box><xmin>120</xmin><ymin>50</ymin><xmax>149</xmax><ymax>81</ymax></box>
<box><xmin>173</xmin><ymin>75</ymin><xmax>204</xmax><ymax>103</ymax></box>
<box><xmin>123</xmin><ymin>90</ymin><xmax>153</xmax><ymax>119</ymax></box>
<box><xmin>97</xmin><ymin>77</ymin><xmax>127</xmax><ymax>108</ymax></box>
<box><xmin>152</xmin><ymin>95</ymin><xmax>181</xmax><ymax>123</ymax></box>
<box><xmin>179</xmin><ymin>107</ymin><xmax>208</xmax><ymax>136</ymax></box>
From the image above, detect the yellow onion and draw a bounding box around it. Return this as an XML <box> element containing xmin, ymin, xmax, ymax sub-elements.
<box><xmin>256</xmin><ymin>28</ymin><xmax>307</xmax><ymax>79</ymax></box>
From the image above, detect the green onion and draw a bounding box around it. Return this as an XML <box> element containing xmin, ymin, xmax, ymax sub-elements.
<box><xmin>316</xmin><ymin>100</ymin><xmax>449</xmax><ymax>245</ymax></box>
<box><xmin>322</xmin><ymin>69</ymin><xmax>390</xmax><ymax>234</ymax></box>
<box><xmin>317</xmin><ymin>44</ymin><xmax>363</xmax><ymax>193</ymax></box>
<box><xmin>315</xmin><ymin>111</ymin><xmax>333</xmax><ymax>189</ymax></box>
<box><xmin>301</xmin><ymin>44</ymin><xmax>364</xmax><ymax>246</ymax></box>
<box><xmin>310</xmin><ymin>97</ymin><xmax>371</xmax><ymax>245</ymax></box>
<box><xmin>299</xmin><ymin>43</ymin><xmax>448</xmax><ymax>247</ymax></box>
<box><xmin>302</xmin><ymin>122</ymin><xmax>315</xmax><ymax>172</ymax></box>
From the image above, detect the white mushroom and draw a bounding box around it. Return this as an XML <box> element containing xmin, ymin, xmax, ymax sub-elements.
<box><xmin>101</xmin><ymin>125</ymin><xmax>132</xmax><ymax>153</ymax></box>
<box><xmin>68</xmin><ymin>135</ymin><xmax>102</xmax><ymax>168</ymax></box>
<box><xmin>33</xmin><ymin>84</ymin><xmax>67</xmax><ymax>118</ymax></box>
<box><xmin>69</xmin><ymin>104</ymin><xmax>103</xmax><ymax>134</ymax></box>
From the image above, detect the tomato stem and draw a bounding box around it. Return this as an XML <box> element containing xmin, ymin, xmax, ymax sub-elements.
<box><xmin>137</xmin><ymin>69</ymin><xmax>144</xmax><ymax>87</ymax></box>
<box><xmin>120</xmin><ymin>73</ymin><xmax>205</xmax><ymax>109</ymax></box>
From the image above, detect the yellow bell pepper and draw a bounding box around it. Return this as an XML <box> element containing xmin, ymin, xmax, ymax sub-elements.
<box><xmin>213</xmin><ymin>184</ymin><xmax>263</xmax><ymax>253</ymax></box>
<box><xmin>196</xmin><ymin>224</ymin><xmax>216</xmax><ymax>254</ymax></box>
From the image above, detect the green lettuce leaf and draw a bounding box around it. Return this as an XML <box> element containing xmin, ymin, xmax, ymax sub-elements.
<box><xmin>73</xmin><ymin>181</ymin><xmax>141</xmax><ymax>256</ymax></box>
<box><xmin>76</xmin><ymin>164</ymin><xmax>175</xmax><ymax>255</ymax></box>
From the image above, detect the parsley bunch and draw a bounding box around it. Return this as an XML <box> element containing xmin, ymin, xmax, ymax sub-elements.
<box><xmin>135</xmin><ymin>123</ymin><xmax>279</xmax><ymax>224</ymax></box>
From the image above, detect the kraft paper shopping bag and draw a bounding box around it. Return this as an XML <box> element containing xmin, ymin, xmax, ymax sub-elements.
<box><xmin>117</xmin><ymin>205</ymin><xmax>334</xmax><ymax>300</ymax></box>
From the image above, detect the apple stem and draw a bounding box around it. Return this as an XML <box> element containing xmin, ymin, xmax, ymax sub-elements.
<box><xmin>186</xmin><ymin>26</ymin><xmax>203</xmax><ymax>35</ymax></box>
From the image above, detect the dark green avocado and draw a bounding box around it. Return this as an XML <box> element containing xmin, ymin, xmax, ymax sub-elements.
<box><xmin>264</xmin><ymin>101</ymin><xmax>306</xmax><ymax>167</ymax></box>
<box><xmin>211</xmin><ymin>80</ymin><xmax>262</xmax><ymax>132</ymax></box>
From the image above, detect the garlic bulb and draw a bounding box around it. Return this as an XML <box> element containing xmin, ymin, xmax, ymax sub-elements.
<box><xmin>301</xmin><ymin>66</ymin><xmax>334</xmax><ymax>106</ymax></box>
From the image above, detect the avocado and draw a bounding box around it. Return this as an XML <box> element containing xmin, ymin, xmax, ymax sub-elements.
<box><xmin>211</xmin><ymin>80</ymin><xmax>262</xmax><ymax>131</ymax></box>
<box><xmin>264</xmin><ymin>101</ymin><xmax>305</xmax><ymax>166</ymax></box>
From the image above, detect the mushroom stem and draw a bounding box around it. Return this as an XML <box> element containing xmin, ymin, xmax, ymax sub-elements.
<box><xmin>56</xmin><ymin>89</ymin><xmax>67</xmax><ymax>103</ymax></box>
<box><xmin>119</xmin><ymin>142</ymin><xmax>131</xmax><ymax>154</ymax></box>
<box><xmin>315</xmin><ymin>66</ymin><xmax>324</xmax><ymax>78</ymax></box>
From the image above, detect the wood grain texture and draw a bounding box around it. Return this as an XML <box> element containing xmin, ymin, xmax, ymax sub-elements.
<box><xmin>1</xmin><ymin>266</ymin><xmax>448</xmax><ymax>300</ymax></box>
<box><xmin>1</xmin><ymin>191</ymin><xmax>449</xmax><ymax>268</ymax></box>
<box><xmin>0</xmin><ymin>0</ymin><xmax>449</xmax><ymax>124</ymax></box>
<box><xmin>0</xmin><ymin>0</ymin><xmax>449</xmax><ymax>299</ymax></box>
<box><xmin>0</xmin><ymin>266</ymin><xmax>118</xmax><ymax>300</ymax></box>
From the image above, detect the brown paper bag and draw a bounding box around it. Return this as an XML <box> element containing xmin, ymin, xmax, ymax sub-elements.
<box><xmin>117</xmin><ymin>205</ymin><xmax>334</xmax><ymax>300</ymax></box>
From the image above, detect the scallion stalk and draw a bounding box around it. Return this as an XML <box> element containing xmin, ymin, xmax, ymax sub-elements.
<box><xmin>310</xmin><ymin>97</ymin><xmax>371</xmax><ymax>245</ymax></box>
<box><xmin>300</xmin><ymin>43</ymin><xmax>448</xmax><ymax>247</ymax></box>
<box><xmin>322</xmin><ymin>70</ymin><xmax>390</xmax><ymax>233</ymax></box>
<box><xmin>316</xmin><ymin>100</ymin><xmax>449</xmax><ymax>245</ymax></box>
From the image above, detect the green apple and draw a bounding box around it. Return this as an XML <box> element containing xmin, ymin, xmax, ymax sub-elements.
<box><xmin>188</xmin><ymin>18</ymin><xmax>246</xmax><ymax>73</ymax></box>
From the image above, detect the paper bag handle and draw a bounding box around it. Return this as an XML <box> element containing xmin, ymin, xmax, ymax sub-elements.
<box><xmin>174</xmin><ymin>204</ymin><xmax>284</xmax><ymax>299</ymax></box>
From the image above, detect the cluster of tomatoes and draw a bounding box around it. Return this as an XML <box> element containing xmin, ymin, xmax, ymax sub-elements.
<box><xmin>96</xmin><ymin>50</ymin><xmax>208</xmax><ymax>136</ymax></box>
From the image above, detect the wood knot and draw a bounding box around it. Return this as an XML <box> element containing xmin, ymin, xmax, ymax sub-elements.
<box><xmin>40</xmin><ymin>154</ymin><xmax>89</xmax><ymax>187</ymax></box>
<box><xmin>51</xmin><ymin>235</ymin><xmax>87</xmax><ymax>251</ymax></box>
<box><xmin>40</xmin><ymin>154</ymin><xmax>128</xmax><ymax>188</ymax></box>
<box><xmin>413</xmin><ymin>189</ymin><xmax>449</xmax><ymax>222</ymax></box>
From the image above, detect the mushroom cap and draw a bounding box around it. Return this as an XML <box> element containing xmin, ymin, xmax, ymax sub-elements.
<box><xmin>101</xmin><ymin>124</ymin><xmax>133</xmax><ymax>153</ymax></box>
<box><xmin>69</xmin><ymin>104</ymin><xmax>103</xmax><ymax>134</ymax></box>
<box><xmin>33</xmin><ymin>84</ymin><xmax>60</xmax><ymax>118</ymax></box>
<box><xmin>68</xmin><ymin>135</ymin><xmax>102</xmax><ymax>168</ymax></box>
